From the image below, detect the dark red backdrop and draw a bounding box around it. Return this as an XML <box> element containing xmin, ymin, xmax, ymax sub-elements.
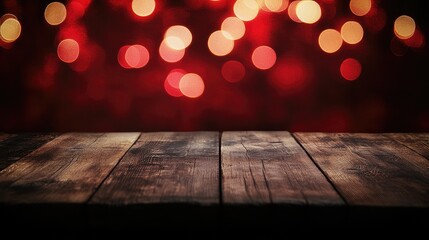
<box><xmin>1</xmin><ymin>0</ymin><xmax>428</xmax><ymax>132</ymax></box>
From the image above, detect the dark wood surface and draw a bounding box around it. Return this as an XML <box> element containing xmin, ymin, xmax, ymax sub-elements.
<box><xmin>0</xmin><ymin>132</ymin><xmax>428</xmax><ymax>230</ymax></box>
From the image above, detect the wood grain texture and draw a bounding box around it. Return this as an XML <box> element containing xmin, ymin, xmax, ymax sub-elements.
<box><xmin>90</xmin><ymin>132</ymin><xmax>219</xmax><ymax>205</ymax></box>
<box><xmin>0</xmin><ymin>133</ymin><xmax>140</xmax><ymax>203</ymax></box>
<box><xmin>222</xmin><ymin>131</ymin><xmax>343</xmax><ymax>205</ymax></box>
<box><xmin>294</xmin><ymin>133</ymin><xmax>429</xmax><ymax>207</ymax></box>
<box><xmin>385</xmin><ymin>133</ymin><xmax>429</xmax><ymax>160</ymax></box>
<box><xmin>0</xmin><ymin>133</ymin><xmax>58</xmax><ymax>171</ymax></box>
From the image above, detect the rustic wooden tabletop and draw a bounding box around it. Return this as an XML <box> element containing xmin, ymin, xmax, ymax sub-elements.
<box><xmin>0</xmin><ymin>132</ymin><xmax>428</xmax><ymax>231</ymax></box>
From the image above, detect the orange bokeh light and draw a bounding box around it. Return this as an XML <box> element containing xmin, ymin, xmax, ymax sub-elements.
<box><xmin>340</xmin><ymin>58</ymin><xmax>361</xmax><ymax>81</ymax></box>
<box><xmin>0</xmin><ymin>14</ymin><xmax>21</xmax><ymax>43</ymax></box>
<box><xmin>57</xmin><ymin>39</ymin><xmax>80</xmax><ymax>63</ymax></box>
<box><xmin>234</xmin><ymin>0</ymin><xmax>259</xmax><ymax>22</ymax></box>
<box><xmin>159</xmin><ymin>39</ymin><xmax>185</xmax><ymax>63</ymax></box>
<box><xmin>222</xmin><ymin>60</ymin><xmax>246</xmax><ymax>83</ymax></box>
<box><xmin>179</xmin><ymin>73</ymin><xmax>205</xmax><ymax>98</ymax></box>
<box><xmin>44</xmin><ymin>2</ymin><xmax>67</xmax><ymax>26</ymax></box>
<box><xmin>252</xmin><ymin>46</ymin><xmax>277</xmax><ymax>70</ymax></box>
<box><xmin>341</xmin><ymin>21</ymin><xmax>364</xmax><ymax>44</ymax></box>
<box><xmin>350</xmin><ymin>0</ymin><xmax>371</xmax><ymax>17</ymax></box>
<box><xmin>296</xmin><ymin>0</ymin><xmax>321</xmax><ymax>24</ymax></box>
<box><xmin>164</xmin><ymin>69</ymin><xmax>185</xmax><ymax>97</ymax></box>
<box><xmin>221</xmin><ymin>17</ymin><xmax>246</xmax><ymax>40</ymax></box>
<box><xmin>318</xmin><ymin>29</ymin><xmax>343</xmax><ymax>53</ymax></box>
<box><xmin>208</xmin><ymin>30</ymin><xmax>234</xmax><ymax>56</ymax></box>
<box><xmin>394</xmin><ymin>15</ymin><xmax>416</xmax><ymax>40</ymax></box>
<box><xmin>132</xmin><ymin>0</ymin><xmax>156</xmax><ymax>17</ymax></box>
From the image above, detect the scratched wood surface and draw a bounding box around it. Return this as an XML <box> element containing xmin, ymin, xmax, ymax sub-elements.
<box><xmin>0</xmin><ymin>132</ymin><xmax>427</xmax><ymax>230</ymax></box>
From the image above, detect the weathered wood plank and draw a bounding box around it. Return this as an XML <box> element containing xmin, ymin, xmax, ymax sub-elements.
<box><xmin>385</xmin><ymin>133</ymin><xmax>429</xmax><ymax>160</ymax></box>
<box><xmin>91</xmin><ymin>132</ymin><xmax>219</xmax><ymax>205</ymax></box>
<box><xmin>222</xmin><ymin>131</ymin><xmax>343</xmax><ymax>205</ymax></box>
<box><xmin>294</xmin><ymin>133</ymin><xmax>429</xmax><ymax>207</ymax></box>
<box><xmin>0</xmin><ymin>133</ymin><xmax>58</xmax><ymax>171</ymax></box>
<box><xmin>89</xmin><ymin>132</ymin><xmax>219</xmax><ymax>228</ymax></box>
<box><xmin>0</xmin><ymin>133</ymin><xmax>140</xmax><ymax>203</ymax></box>
<box><xmin>0</xmin><ymin>133</ymin><xmax>12</xmax><ymax>142</ymax></box>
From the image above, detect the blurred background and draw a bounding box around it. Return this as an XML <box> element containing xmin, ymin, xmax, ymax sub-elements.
<box><xmin>0</xmin><ymin>0</ymin><xmax>428</xmax><ymax>132</ymax></box>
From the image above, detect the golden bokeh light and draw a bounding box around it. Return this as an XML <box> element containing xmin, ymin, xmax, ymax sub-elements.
<box><xmin>179</xmin><ymin>73</ymin><xmax>205</xmax><ymax>98</ymax></box>
<box><xmin>318</xmin><ymin>29</ymin><xmax>343</xmax><ymax>53</ymax></box>
<box><xmin>0</xmin><ymin>15</ymin><xmax>21</xmax><ymax>43</ymax></box>
<box><xmin>208</xmin><ymin>30</ymin><xmax>234</xmax><ymax>56</ymax></box>
<box><xmin>288</xmin><ymin>1</ymin><xmax>301</xmax><ymax>23</ymax></box>
<box><xmin>164</xmin><ymin>25</ymin><xmax>192</xmax><ymax>50</ymax></box>
<box><xmin>57</xmin><ymin>39</ymin><xmax>80</xmax><ymax>63</ymax></box>
<box><xmin>341</xmin><ymin>21</ymin><xmax>364</xmax><ymax>44</ymax></box>
<box><xmin>252</xmin><ymin>46</ymin><xmax>277</xmax><ymax>70</ymax></box>
<box><xmin>265</xmin><ymin>0</ymin><xmax>289</xmax><ymax>13</ymax></box>
<box><xmin>234</xmin><ymin>0</ymin><xmax>259</xmax><ymax>22</ymax></box>
<box><xmin>159</xmin><ymin>39</ymin><xmax>185</xmax><ymax>63</ymax></box>
<box><xmin>296</xmin><ymin>0</ymin><xmax>322</xmax><ymax>24</ymax></box>
<box><xmin>221</xmin><ymin>17</ymin><xmax>246</xmax><ymax>40</ymax></box>
<box><xmin>394</xmin><ymin>15</ymin><xmax>416</xmax><ymax>40</ymax></box>
<box><xmin>132</xmin><ymin>0</ymin><xmax>155</xmax><ymax>17</ymax></box>
<box><xmin>349</xmin><ymin>0</ymin><xmax>371</xmax><ymax>17</ymax></box>
<box><xmin>44</xmin><ymin>2</ymin><xmax>67</xmax><ymax>26</ymax></box>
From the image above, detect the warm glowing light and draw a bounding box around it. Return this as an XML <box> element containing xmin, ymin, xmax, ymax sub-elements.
<box><xmin>208</xmin><ymin>30</ymin><xmax>234</xmax><ymax>56</ymax></box>
<box><xmin>340</xmin><ymin>58</ymin><xmax>361</xmax><ymax>81</ymax></box>
<box><xmin>222</xmin><ymin>60</ymin><xmax>246</xmax><ymax>83</ymax></box>
<box><xmin>252</xmin><ymin>46</ymin><xmax>277</xmax><ymax>70</ymax></box>
<box><xmin>221</xmin><ymin>17</ymin><xmax>246</xmax><ymax>40</ymax></box>
<box><xmin>264</xmin><ymin>0</ymin><xmax>289</xmax><ymax>13</ymax></box>
<box><xmin>164</xmin><ymin>25</ymin><xmax>192</xmax><ymax>50</ymax></box>
<box><xmin>296</xmin><ymin>0</ymin><xmax>321</xmax><ymax>24</ymax></box>
<box><xmin>164</xmin><ymin>69</ymin><xmax>185</xmax><ymax>97</ymax></box>
<box><xmin>179</xmin><ymin>73</ymin><xmax>205</xmax><ymax>98</ymax></box>
<box><xmin>159</xmin><ymin>39</ymin><xmax>185</xmax><ymax>63</ymax></box>
<box><xmin>125</xmin><ymin>44</ymin><xmax>150</xmax><ymax>68</ymax></box>
<box><xmin>341</xmin><ymin>21</ymin><xmax>364</xmax><ymax>44</ymax></box>
<box><xmin>394</xmin><ymin>15</ymin><xmax>416</xmax><ymax>40</ymax></box>
<box><xmin>288</xmin><ymin>1</ymin><xmax>301</xmax><ymax>23</ymax></box>
<box><xmin>318</xmin><ymin>29</ymin><xmax>343</xmax><ymax>53</ymax></box>
<box><xmin>350</xmin><ymin>0</ymin><xmax>371</xmax><ymax>17</ymax></box>
<box><xmin>234</xmin><ymin>0</ymin><xmax>259</xmax><ymax>22</ymax></box>
<box><xmin>132</xmin><ymin>0</ymin><xmax>156</xmax><ymax>17</ymax></box>
<box><xmin>118</xmin><ymin>45</ymin><xmax>131</xmax><ymax>69</ymax></box>
<box><xmin>44</xmin><ymin>2</ymin><xmax>67</xmax><ymax>26</ymax></box>
<box><xmin>0</xmin><ymin>15</ymin><xmax>21</xmax><ymax>43</ymax></box>
<box><xmin>57</xmin><ymin>39</ymin><xmax>80</xmax><ymax>63</ymax></box>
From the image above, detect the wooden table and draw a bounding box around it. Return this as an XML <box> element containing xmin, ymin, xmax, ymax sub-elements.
<box><xmin>0</xmin><ymin>132</ymin><xmax>428</xmax><ymax>232</ymax></box>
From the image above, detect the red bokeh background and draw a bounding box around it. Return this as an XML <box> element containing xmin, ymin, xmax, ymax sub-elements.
<box><xmin>0</xmin><ymin>0</ymin><xmax>428</xmax><ymax>132</ymax></box>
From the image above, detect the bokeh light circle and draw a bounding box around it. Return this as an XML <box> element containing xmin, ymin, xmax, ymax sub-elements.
<box><xmin>222</xmin><ymin>60</ymin><xmax>246</xmax><ymax>83</ymax></box>
<box><xmin>164</xmin><ymin>69</ymin><xmax>186</xmax><ymax>97</ymax></box>
<box><xmin>234</xmin><ymin>0</ymin><xmax>259</xmax><ymax>22</ymax></box>
<box><xmin>57</xmin><ymin>39</ymin><xmax>80</xmax><ymax>63</ymax></box>
<box><xmin>179</xmin><ymin>73</ymin><xmax>205</xmax><ymax>98</ymax></box>
<box><xmin>350</xmin><ymin>0</ymin><xmax>371</xmax><ymax>17</ymax></box>
<box><xmin>340</xmin><ymin>58</ymin><xmax>361</xmax><ymax>81</ymax></box>
<box><xmin>0</xmin><ymin>15</ymin><xmax>21</xmax><ymax>43</ymax></box>
<box><xmin>164</xmin><ymin>25</ymin><xmax>192</xmax><ymax>50</ymax></box>
<box><xmin>208</xmin><ymin>30</ymin><xmax>234</xmax><ymax>56</ymax></box>
<box><xmin>318</xmin><ymin>29</ymin><xmax>343</xmax><ymax>53</ymax></box>
<box><xmin>132</xmin><ymin>0</ymin><xmax>156</xmax><ymax>17</ymax></box>
<box><xmin>221</xmin><ymin>17</ymin><xmax>246</xmax><ymax>40</ymax></box>
<box><xmin>159</xmin><ymin>39</ymin><xmax>185</xmax><ymax>63</ymax></box>
<box><xmin>296</xmin><ymin>0</ymin><xmax>321</xmax><ymax>24</ymax></box>
<box><xmin>394</xmin><ymin>15</ymin><xmax>416</xmax><ymax>40</ymax></box>
<box><xmin>124</xmin><ymin>44</ymin><xmax>150</xmax><ymax>68</ymax></box>
<box><xmin>252</xmin><ymin>46</ymin><xmax>277</xmax><ymax>70</ymax></box>
<box><xmin>44</xmin><ymin>2</ymin><xmax>67</xmax><ymax>26</ymax></box>
<box><xmin>341</xmin><ymin>21</ymin><xmax>364</xmax><ymax>44</ymax></box>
